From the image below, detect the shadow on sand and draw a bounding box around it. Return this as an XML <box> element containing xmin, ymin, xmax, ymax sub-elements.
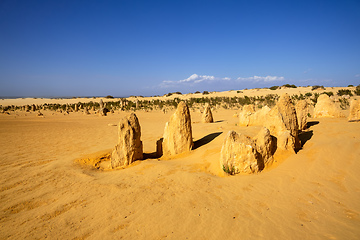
<box><xmin>143</xmin><ymin>152</ymin><xmax>158</xmax><ymax>159</ymax></box>
<box><xmin>299</xmin><ymin>130</ymin><xmax>313</xmax><ymax>148</ymax></box>
<box><xmin>193</xmin><ymin>132</ymin><xmax>223</xmax><ymax>150</ymax></box>
<box><xmin>307</xmin><ymin>121</ymin><xmax>319</xmax><ymax>128</ymax></box>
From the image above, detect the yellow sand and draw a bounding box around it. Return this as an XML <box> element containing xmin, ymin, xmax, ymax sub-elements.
<box><xmin>1</xmin><ymin>88</ymin><xmax>360</xmax><ymax>239</ymax></box>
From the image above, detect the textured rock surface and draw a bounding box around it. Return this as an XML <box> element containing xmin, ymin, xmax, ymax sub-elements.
<box><xmin>239</xmin><ymin>105</ymin><xmax>270</xmax><ymax>127</ymax></box>
<box><xmin>111</xmin><ymin>113</ymin><xmax>143</xmax><ymax>168</ymax></box>
<box><xmin>99</xmin><ymin>99</ymin><xmax>108</xmax><ymax>116</ymax></box>
<box><xmin>99</xmin><ymin>108</ymin><xmax>108</xmax><ymax>116</ymax></box>
<box><xmin>162</xmin><ymin>101</ymin><xmax>193</xmax><ymax>156</ymax></box>
<box><xmin>265</xmin><ymin>93</ymin><xmax>300</xmax><ymax>152</ymax></box>
<box><xmin>314</xmin><ymin>94</ymin><xmax>343</xmax><ymax>118</ymax></box>
<box><xmin>99</xmin><ymin>99</ymin><xmax>104</xmax><ymax>109</ymax></box>
<box><xmin>295</xmin><ymin>100</ymin><xmax>308</xmax><ymax>130</ymax></box>
<box><xmin>348</xmin><ymin>99</ymin><xmax>360</xmax><ymax>122</ymax></box>
<box><xmin>201</xmin><ymin>103</ymin><xmax>214</xmax><ymax>123</ymax></box>
<box><xmin>252</xmin><ymin>106</ymin><xmax>271</xmax><ymax>126</ymax></box>
<box><xmin>84</xmin><ymin>107</ymin><xmax>90</xmax><ymax>115</ymax></box>
<box><xmin>220</xmin><ymin>131</ymin><xmax>261</xmax><ymax>174</ymax></box>
<box><xmin>238</xmin><ymin>105</ymin><xmax>255</xmax><ymax>126</ymax></box>
<box><xmin>253</xmin><ymin>127</ymin><xmax>276</xmax><ymax>165</ymax></box>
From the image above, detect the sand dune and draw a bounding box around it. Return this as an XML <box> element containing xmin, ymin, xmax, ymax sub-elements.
<box><xmin>1</xmin><ymin>89</ymin><xmax>360</xmax><ymax>239</ymax></box>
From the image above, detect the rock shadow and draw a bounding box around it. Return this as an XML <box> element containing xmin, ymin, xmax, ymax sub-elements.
<box><xmin>143</xmin><ymin>152</ymin><xmax>158</xmax><ymax>159</ymax></box>
<box><xmin>214</xmin><ymin>120</ymin><xmax>224</xmax><ymax>123</ymax></box>
<box><xmin>307</xmin><ymin>121</ymin><xmax>319</xmax><ymax>128</ymax></box>
<box><xmin>299</xmin><ymin>130</ymin><xmax>313</xmax><ymax>148</ymax></box>
<box><xmin>193</xmin><ymin>132</ymin><xmax>223</xmax><ymax>150</ymax></box>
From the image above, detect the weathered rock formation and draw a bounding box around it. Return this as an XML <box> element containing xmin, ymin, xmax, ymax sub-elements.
<box><xmin>253</xmin><ymin>127</ymin><xmax>276</xmax><ymax>165</ymax></box>
<box><xmin>314</xmin><ymin>94</ymin><xmax>343</xmax><ymax>118</ymax></box>
<box><xmin>238</xmin><ymin>105</ymin><xmax>255</xmax><ymax>126</ymax></box>
<box><xmin>162</xmin><ymin>101</ymin><xmax>193</xmax><ymax>156</ymax></box>
<box><xmin>98</xmin><ymin>99</ymin><xmax>109</xmax><ymax>116</ymax></box>
<box><xmin>252</xmin><ymin>106</ymin><xmax>271</xmax><ymax>126</ymax></box>
<box><xmin>348</xmin><ymin>99</ymin><xmax>360</xmax><ymax>122</ymax></box>
<box><xmin>264</xmin><ymin>93</ymin><xmax>300</xmax><ymax>152</ymax></box>
<box><xmin>84</xmin><ymin>107</ymin><xmax>90</xmax><ymax>115</ymax></box>
<box><xmin>220</xmin><ymin>127</ymin><xmax>275</xmax><ymax>175</ymax></box>
<box><xmin>99</xmin><ymin>99</ymin><xmax>104</xmax><ymax>109</ymax></box>
<box><xmin>239</xmin><ymin>105</ymin><xmax>271</xmax><ymax>127</ymax></box>
<box><xmin>295</xmin><ymin>100</ymin><xmax>308</xmax><ymax>131</ymax></box>
<box><xmin>111</xmin><ymin>113</ymin><xmax>143</xmax><ymax>168</ymax></box>
<box><xmin>220</xmin><ymin>131</ymin><xmax>260</xmax><ymax>174</ymax></box>
<box><xmin>201</xmin><ymin>103</ymin><xmax>214</xmax><ymax>123</ymax></box>
<box><xmin>99</xmin><ymin>107</ymin><xmax>109</xmax><ymax>116</ymax></box>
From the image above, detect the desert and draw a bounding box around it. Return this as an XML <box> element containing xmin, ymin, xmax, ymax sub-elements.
<box><xmin>1</xmin><ymin>86</ymin><xmax>360</xmax><ymax>239</ymax></box>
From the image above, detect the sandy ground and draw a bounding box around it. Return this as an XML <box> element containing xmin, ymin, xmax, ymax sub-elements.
<box><xmin>1</xmin><ymin>89</ymin><xmax>360</xmax><ymax>239</ymax></box>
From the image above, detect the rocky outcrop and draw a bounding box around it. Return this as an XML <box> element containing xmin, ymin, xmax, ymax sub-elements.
<box><xmin>238</xmin><ymin>105</ymin><xmax>255</xmax><ymax>126</ymax></box>
<box><xmin>220</xmin><ymin>127</ymin><xmax>275</xmax><ymax>175</ymax></box>
<box><xmin>201</xmin><ymin>103</ymin><xmax>214</xmax><ymax>123</ymax></box>
<box><xmin>99</xmin><ymin>108</ymin><xmax>109</xmax><ymax>116</ymax></box>
<box><xmin>253</xmin><ymin>127</ymin><xmax>276</xmax><ymax>165</ymax></box>
<box><xmin>220</xmin><ymin>131</ymin><xmax>260</xmax><ymax>174</ymax></box>
<box><xmin>264</xmin><ymin>93</ymin><xmax>300</xmax><ymax>152</ymax></box>
<box><xmin>238</xmin><ymin>105</ymin><xmax>271</xmax><ymax>127</ymax></box>
<box><xmin>84</xmin><ymin>107</ymin><xmax>90</xmax><ymax>115</ymax></box>
<box><xmin>111</xmin><ymin>113</ymin><xmax>143</xmax><ymax>168</ymax></box>
<box><xmin>295</xmin><ymin>100</ymin><xmax>308</xmax><ymax>131</ymax></box>
<box><xmin>99</xmin><ymin>99</ymin><xmax>109</xmax><ymax>116</ymax></box>
<box><xmin>348</xmin><ymin>99</ymin><xmax>360</xmax><ymax>122</ymax></box>
<box><xmin>252</xmin><ymin>106</ymin><xmax>271</xmax><ymax>126</ymax></box>
<box><xmin>162</xmin><ymin>101</ymin><xmax>193</xmax><ymax>156</ymax></box>
<box><xmin>314</xmin><ymin>94</ymin><xmax>343</xmax><ymax>118</ymax></box>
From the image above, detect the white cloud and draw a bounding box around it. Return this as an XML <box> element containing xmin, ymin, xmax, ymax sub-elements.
<box><xmin>160</xmin><ymin>74</ymin><xmax>230</xmax><ymax>88</ymax></box>
<box><xmin>237</xmin><ymin>75</ymin><xmax>284</xmax><ymax>82</ymax></box>
<box><xmin>159</xmin><ymin>74</ymin><xmax>285</xmax><ymax>88</ymax></box>
<box><xmin>355</xmin><ymin>74</ymin><xmax>360</xmax><ymax>77</ymax></box>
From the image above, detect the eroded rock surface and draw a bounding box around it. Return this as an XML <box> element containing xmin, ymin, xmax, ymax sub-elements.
<box><xmin>295</xmin><ymin>100</ymin><xmax>308</xmax><ymax>131</ymax></box>
<box><xmin>264</xmin><ymin>93</ymin><xmax>300</xmax><ymax>152</ymax></box>
<box><xmin>220</xmin><ymin>127</ymin><xmax>275</xmax><ymax>175</ymax></box>
<box><xmin>314</xmin><ymin>94</ymin><xmax>343</xmax><ymax>118</ymax></box>
<box><xmin>253</xmin><ymin>127</ymin><xmax>276</xmax><ymax>165</ymax></box>
<box><xmin>348</xmin><ymin>99</ymin><xmax>360</xmax><ymax>122</ymax></box>
<box><xmin>111</xmin><ymin>113</ymin><xmax>143</xmax><ymax>168</ymax></box>
<box><xmin>238</xmin><ymin>104</ymin><xmax>255</xmax><ymax>126</ymax></box>
<box><xmin>162</xmin><ymin>101</ymin><xmax>193</xmax><ymax>156</ymax></box>
<box><xmin>202</xmin><ymin>103</ymin><xmax>214</xmax><ymax>123</ymax></box>
<box><xmin>239</xmin><ymin>105</ymin><xmax>271</xmax><ymax>127</ymax></box>
<box><xmin>220</xmin><ymin>131</ymin><xmax>260</xmax><ymax>174</ymax></box>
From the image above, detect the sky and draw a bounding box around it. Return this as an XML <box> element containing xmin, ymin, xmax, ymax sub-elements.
<box><xmin>0</xmin><ymin>0</ymin><xmax>360</xmax><ymax>97</ymax></box>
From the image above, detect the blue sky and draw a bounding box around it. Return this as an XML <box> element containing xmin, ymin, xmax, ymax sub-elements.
<box><xmin>0</xmin><ymin>0</ymin><xmax>359</xmax><ymax>97</ymax></box>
